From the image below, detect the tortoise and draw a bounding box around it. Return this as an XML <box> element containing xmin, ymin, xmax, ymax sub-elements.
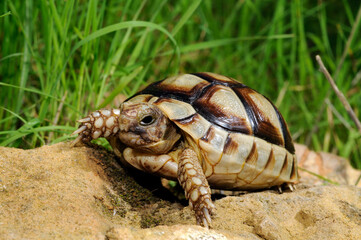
<box><xmin>71</xmin><ymin>72</ymin><xmax>298</xmax><ymax>228</ymax></box>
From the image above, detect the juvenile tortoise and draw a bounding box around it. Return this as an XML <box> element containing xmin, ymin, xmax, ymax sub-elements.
<box><xmin>71</xmin><ymin>72</ymin><xmax>298</xmax><ymax>228</ymax></box>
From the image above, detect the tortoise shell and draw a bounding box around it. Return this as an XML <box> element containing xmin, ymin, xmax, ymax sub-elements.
<box><xmin>123</xmin><ymin>72</ymin><xmax>298</xmax><ymax>190</ymax></box>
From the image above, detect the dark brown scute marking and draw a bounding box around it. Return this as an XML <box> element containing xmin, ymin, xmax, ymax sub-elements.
<box><xmin>174</xmin><ymin>113</ymin><xmax>198</xmax><ymax>126</ymax></box>
<box><xmin>193</xmin><ymin>85</ymin><xmax>252</xmax><ymax>134</ymax></box>
<box><xmin>200</xmin><ymin>125</ymin><xmax>214</xmax><ymax>142</ymax></box>
<box><xmin>270</xmin><ymin>102</ymin><xmax>295</xmax><ymax>154</ymax></box>
<box><xmin>280</xmin><ymin>153</ymin><xmax>289</xmax><ymax>176</ymax></box>
<box><xmin>223</xmin><ymin>134</ymin><xmax>239</xmax><ymax>155</ymax></box>
<box><xmin>263</xmin><ymin>148</ymin><xmax>275</xmax><ymax>171</ymax></box>
<box><xmin>234</xmin><ymin>87</ymin><xmax>285</xmax><ymax>148</ymax></box>
<box><xmin>160</xmin><ymin>80</ymin><xmax>210</xmax><ymax>98</ymax></box>
<box><xmin>289</xmin><ymin>156</ymin><xmax>297</xmax><ymax>181</ymax></box>
<box><xmin>232</xmin><ymin>87</ymin><xmax>256</xmax><ymax>133</ymax></box>
<box><xmin>245</xmin><ymin>141</ymin><xmax>258</xmax><ymax>164</ymax></box>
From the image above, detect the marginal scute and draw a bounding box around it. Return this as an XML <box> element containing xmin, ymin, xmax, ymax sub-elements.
<box><xmin>278</xmin><ymin>152</ymin><xmax>294</xmax><ymax>183</ymax></box>
<box><xmin>237</xmin><ymin>138</ymin><xmax>272</xmax><ymax>184</ymax></box>
<box><xmin>223</xmin><ymin>135</ymin><xmax>239</xmax><ymax>155</ymax></box>
<box><xmin>207</xmin><ymin>173</ymin><xmax>238</xmax><ymax>189</ymax></box>
<box><xmin>289</xmin><ymin>155</ymin><xmax>298</xmax><ymax>181</ymax></box>
<box><xmin>215</xmin><ymin>133</ymin><xmax>253</xmax><ymax>175</ymax></box>
<box><xmin>199</xmin><ymin>125</ymin><xmax>228</xmax><ymax>166</ymax></box>
<box><xmin>251</xmin><ymin>147</ymin><xmax>277</xmax><ymax>184</ymax></box>
<box><xmin>269</xmin><ymin>144</ymin><xmax>288</xmax><ymax>179</ymax></box>
<box><xmin>253</xmin><ymin>138</ymin><xmax>273</xmax><ymax>170</ymax></box>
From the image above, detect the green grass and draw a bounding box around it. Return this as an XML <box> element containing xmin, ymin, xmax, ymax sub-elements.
<box><xmin>0</xmin><ymin>0</ymin><xmax>360</xmax><ymax>169</ymax></box>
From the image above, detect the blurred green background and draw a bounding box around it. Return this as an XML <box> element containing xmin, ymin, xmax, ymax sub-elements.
<box><xmin>0</xmin><ymin>0</ymin><xmax>360</xmax><ymax>169</ymax></box>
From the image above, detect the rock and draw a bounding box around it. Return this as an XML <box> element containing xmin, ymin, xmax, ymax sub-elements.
<box><xmin>0</xmin><ymin>142</ymin><xmax>360</xmax><ymax>240</ymax></box>
<box><xmin>295</xmin><ymin>143</ymin><xmax>361</xmax><ymax>187</ymax></box>
<box><xmin>105</xmin><ymin>225</ymin><xmax>242</xmax><ymax>240</ymax></box>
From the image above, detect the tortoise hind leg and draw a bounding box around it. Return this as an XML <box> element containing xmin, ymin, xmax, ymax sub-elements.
<box><xmin>177</xmin><ymin>148</ymin><xmax>215</xmax><ymax>228</ymax></box>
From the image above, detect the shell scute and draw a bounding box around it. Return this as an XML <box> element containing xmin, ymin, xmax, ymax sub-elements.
<box><xmin>199</xmin><ymin>125</ymin><xmax>228</xmax><ymax>166</ymax></box>
<box><xmin>154</xmin><ymin>98</ymin><xmax>196</xmax><ymax>120</ymax></box>
<box><xmin>174</xmin><ymin>113</ymin><xmax>212</xmax><ymax>141</ymax></box>
<box><xmin>193</xmin><ymin>84</ymin><xmax>252</xmax><ymax>134</ymax></box>
<box><xmin>139</xmin><ymin>74</ymin><xmax>210</xmax><ymax>102</ymax></box>
<box><xmin>236</xmin><ymin>138</ymin><xmax>272</xmax><ymax>184</ymax></box>
<box><xmin>212</xmin><ymin>134</ymin><xmax>249</xmax><ymax>175</ymax></box>
<box><xmin>233</xmin><ymin>87</ymin><xmax>285</xmax><ymax>149</ymax></box>
<box><xmin>278</xmin><ymin>152</ymin><xmax>294</xmax><ymax>182</ymax></box>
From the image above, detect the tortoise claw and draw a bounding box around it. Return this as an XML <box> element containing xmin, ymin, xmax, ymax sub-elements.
<box><xmin>77</xmin><ymin>117</ymin><xmax>91</xmax><ymax>123</ymax></box>
<box><xmin>193</xmin><ymin>191</ymin><xmax>215</xmax><ymax>228</ymax></box>
<box><xmin>70</xmin><ymin>125</ymin><xmax>91</xmax><ymax>147</ymax></box>
<box><xmin>71</xmin><ymin>125</ymin><xmax>87</xmax><ymax>136</ymax></box>
<box><xmin>70</xmin><ymin>134</ymin><xmax>84</xmax><ymax>147</ymax></box>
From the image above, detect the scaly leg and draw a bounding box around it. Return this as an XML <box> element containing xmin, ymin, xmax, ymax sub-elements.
<box><xmin>177</xmin><ymin>148</ymin><xmax>215</xmax><ymax>228</ymax></box>
<box><xmin>121</xmin><ymin>147</ymin><xmax>178</xmax><ymax>180</ymax></box>
<box><xmin>71</xmin><ymin>109</ymin><xmax>121</xmax><ymax>146</ymax></box>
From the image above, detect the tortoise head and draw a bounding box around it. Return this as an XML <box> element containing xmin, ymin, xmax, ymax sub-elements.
<box><xmin>117</xmin><ymin>102</ymin><xmax>181</xmax><ymax>154</ymax></box>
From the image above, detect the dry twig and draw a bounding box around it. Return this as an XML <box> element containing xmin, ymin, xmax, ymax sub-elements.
<box><xmin>315</xmin><ymin>55</ymin><xmax>361</xmax><ymax>133</ymax></box>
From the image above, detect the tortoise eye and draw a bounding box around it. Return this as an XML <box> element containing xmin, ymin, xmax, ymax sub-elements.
<box><xmin>139</xmin><ymin>115</ymin><xmax>156</xmax><ymax>126</ymax></box>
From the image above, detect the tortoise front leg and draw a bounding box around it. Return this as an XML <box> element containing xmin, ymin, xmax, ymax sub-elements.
<box><xmin>177</xmin><ymin>148</ymin><xmax>215</xmax><ymax>228</ymax></box>
<box><xmin>121</xmin><ymin>147</ymin><xmax>178</xmax><ymax>180</ymax></box>
<box><xmin>71</xmin><ymin>109</ymin><xmax>121</xmax><ymax>146</ymax></box>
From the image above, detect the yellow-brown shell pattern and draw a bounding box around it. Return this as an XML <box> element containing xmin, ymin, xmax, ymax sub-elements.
<box><xmin>127</xmin><ymin>72</ymin><xmax>298</xmax><ymax>190</ymax></box>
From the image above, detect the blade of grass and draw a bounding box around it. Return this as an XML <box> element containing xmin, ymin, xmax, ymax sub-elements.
<box><xmin>15</xmin><ymin>0</ymin><xmax>32</xmax><ymax>115</ymax></box>
<box><xmin>159</xmin><ymin>34</ymin><xmax>294</xmax><ymax>56</ymax></box>
<box><xmin>60</xmin><ymin>20</ymin><xmax>180</xmax><ymax>85</ymax></box>
<box><xmin>171</xmin><ymin>0</ymin><xmax>202</xmax><ymax>36</ymax></box>
<box><xmin>298</xmin><ymin>167</ymin><xmax>340</xmax><ymax>185</ymax></box>
<box><xmin>98</xmin><ymin>66</ymin><xmax>143</xmax><ymax>108</ymax></box>
<box><xmin>0</xmin><ymin>82</ymin><xmax>78</xmax><ymax>112</ymax></box>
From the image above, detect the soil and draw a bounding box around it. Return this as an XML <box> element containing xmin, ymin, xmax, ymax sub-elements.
<box><xmin>0</xmin><ymin>142</ymin><xmax>360</xmax><ymax>240</ymax></box>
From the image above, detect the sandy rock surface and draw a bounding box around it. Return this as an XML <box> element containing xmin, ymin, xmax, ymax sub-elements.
<box><xmin>0</xmin><ymin>142</ymin><xmax>360</xmax><ymax>240</ymax></box>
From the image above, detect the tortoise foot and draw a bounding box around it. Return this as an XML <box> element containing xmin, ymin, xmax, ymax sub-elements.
<box><xmin>71</xmin><ymin>109</ymin><xmax>121</xmax><ymax>146</ymax></box>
